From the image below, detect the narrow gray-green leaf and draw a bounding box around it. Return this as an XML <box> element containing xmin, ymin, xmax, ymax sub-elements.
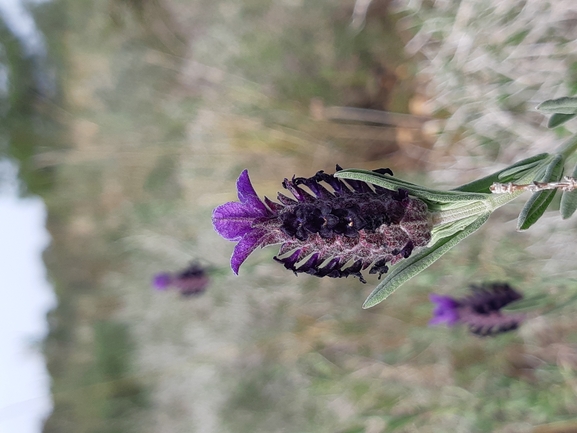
<box><xmin>543</xmin><ymin>293</ymin><xmax>577</xmax><ymax>315</ymax></box>
<box><xmin>536</xmin><ymin>154</ymin><xmax>564</xmax><ymax>182</ymax></box>
<box><xmin>560</xmin><ymin>163</ymin><xmax>577</xmax><ymax>219</ymax></box>
<box><xmin>537</xmin><ymin>97</ymin><xmax>577</xmax><ymax>114</ymax></box>
<box><xmin>502</xmin><ymin>294</ymin><xmax>548</xmax><ymax>312</ymax></box>
<box><xmin>548</xmin><ymin>113</ymin><xmax>577</xmax><ymax>128</ymax></box>
<box><xmin>518</xmin><ymin>190</ymin><xmax>558</xmax><ymax>230</ymax></box>
<box><xmin>362</xmin><ymin>213</ymin><xmax>490</xmax><ymax>309</ymax></box>
<box><xmin>497</xmin><ymin>153</ymin><xmax>552</xmax><ymax>179</ymax></box>
<box><xmin>453</xmin><ymin>153</ymin><xmax>550</xmax><ymax>193</ymax></box>
<box><xmin>430</xmin><ymin>215</ymin><xmax>481</xmax><ymax>244</ymax></box>
<box><xmin>335</xmin><ymin>169</ymin><xmax>489</xmax><ymax>203</ymax></box>
<box><xmin>517</xmin><ymin>155</ymin><xmax>564</xmax><ymax>230</ymax></box>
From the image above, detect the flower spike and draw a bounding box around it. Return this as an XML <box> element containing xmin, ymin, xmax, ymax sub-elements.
<box><xmin>430</xmin><ymin>283</ymin><xmax>524</xmax><ymax>336</ymax></box>
<box><xmin>213</xmin><ymin>166</ymin><xmax>433</xmax><ymax>282</ymax></box>
<box><xmin>152</xmin><ymin>262</ymin><xmax>210</xmax><ymax>297</ymax></box>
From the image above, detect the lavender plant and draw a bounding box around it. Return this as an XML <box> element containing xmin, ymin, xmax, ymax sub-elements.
<box><xmin>212</xmin><ymin>97</ymin><xmax>577</xmax><ymax>309</ymax></box>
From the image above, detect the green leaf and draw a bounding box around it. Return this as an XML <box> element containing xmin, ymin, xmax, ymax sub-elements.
<box><xmin>362</xmin><ymin>213</ymin><xmax>491</xmax><ymax>309</ymax></box>
<box><xmin>537</xmin><ymin>97</ymin><xmax>577</xmax><ymax>114</ymax></box>
<box><xmin>386</xmin><ymin>413</ymin><xmax>422</xmax><ymax>431</ymax></box>
<box><xmin>498</xmin><ymin>158</ymin><xmax>548</xmax><ymax>180</ymax></box>
<box><xmin>517</xmin><ymin>155</ymin><xmax>565</xmax><ymax>230</ymax></box>
<box><xmin>502</xmin><ymin>294</ymin><xmax>548</xmax><ymax>312</ymax></box>
<box><xmin>543</xmin><ymin>292</ymin><xmax>577</xmax><ymax>315</ymax></box>
<box><xmin>429</xmin><ymin>214</ymin><xmax>481</xmax><ymax>245</ymax></box>
<box><xmin>453</xmin><ymin>153</ymin><xmax>550</xmax><ymax>193</ymax></box>
<box><xmin>335</xmin><ymin>169</ymin><xmax>489</xmax><ymax>203</ymax></box>
<box><xmin>560</xmin><ymin>163</ymin><xmax>577</xmax><ymax>219</ymax></box>
<box><xmin>548</xmin><ymin>113</ymin><xmax>577</xmax><ymax>128</ymax></box>
<box><xmin>518</xmin><ymin>190</ymin><xmax>558</xmax><ymax>230</ymax></box>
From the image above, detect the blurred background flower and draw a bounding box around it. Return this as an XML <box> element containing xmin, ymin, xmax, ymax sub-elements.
<box><xmin>430</xmin><ymin>283</ymin><xmax>524</xmax><ymax>336</ymax></box>
<box><xmin>152</xmin><ymin>262</ymin><xmax>210</xmax><ymax>297</ymax></box>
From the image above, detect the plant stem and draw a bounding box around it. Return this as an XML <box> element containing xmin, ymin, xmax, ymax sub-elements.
<box><xmin>433</xmin><ymin>150</ymin><xmax>569</xmax><ymax>227</ymax></box>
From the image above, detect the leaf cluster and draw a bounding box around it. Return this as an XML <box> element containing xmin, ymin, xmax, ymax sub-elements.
<box><xmin>537</xmin><ymin>96</ymin><xmax>577</xmax><ymax>128</ymax></box>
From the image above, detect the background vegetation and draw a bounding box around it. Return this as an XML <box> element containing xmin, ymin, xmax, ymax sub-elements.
<box><xmin>2</xmin><ymin>0</ymin><xmax>577</xmax><ymax>432</ymax></box>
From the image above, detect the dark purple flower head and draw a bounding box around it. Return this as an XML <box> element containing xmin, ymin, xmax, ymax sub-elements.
<box><xmin>152</xmin><ymin>263</ymin><xmax>210</xmax><ymax>297</ymax></box>
<box><xmin>430</xmin><ymin>283</ymin><xmax>524</xmax><ymax>336</ymax></box>
<box><xmin>212</xmin><ymin>166</ymin><xmax>433</xmax><ymax>282</ymax></box>
<box><xmin>174</xmin><ymin>263</ymin><xmax>210</xmax><ymax>296</ymax></box>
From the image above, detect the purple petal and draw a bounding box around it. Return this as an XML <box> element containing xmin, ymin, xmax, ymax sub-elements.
<box><xmin>212</xmin><ymin>201</ymin><xmax>259</xmax><ymax>240</ymax></box>
<box><xmin>429</xmin><ymin>294</ymin><xmax>460</xmax><ymax>326</ymax></box>
<box><xmin>236</xmin><ymin>170</ymin><xmax>270</xmax><ymax>216</ymax></box>
<box><xmin>231</xmin><ymin>229</ymin><xmax>268</xmax><ymax>274</ymax></box>
<box><xmin>153</xmin><ymin>273</ymin><xmax>173</xmax><ymax>290</ymax></box>
<box><xmin>213</xmin><ymin>170</ymin><xmax>274</xmax><ymax>241</ymax></box>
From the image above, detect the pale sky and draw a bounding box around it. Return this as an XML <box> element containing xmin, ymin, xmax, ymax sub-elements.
<box><xmin>0</xmin><ymin>159</ymin><xmax>55</xmax><ymax>433</ymax></box>
<box><xmin>0</xmin><ymin>0</ymin><xmax>48</xmax><ymax>57</ymax></box>
<box><xmin>0</xmin><ymin>1</ymin><xmax>69</xmax><ymax>430</ymax></box>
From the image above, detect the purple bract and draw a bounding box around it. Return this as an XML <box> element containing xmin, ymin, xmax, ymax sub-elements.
<box><xmin>429</xmin><ymin>294</ymin><xmax>461</xmax><ymax>326</ymax></box>
<box><xmin>429</xmin><ymin>283</ymin><xmax>524</xmax><ymax>336</ymax></box>
<box><xmin>153</xmin><ymin>273</ymin><xmax>173</xmax><ymax>290</ymax></box>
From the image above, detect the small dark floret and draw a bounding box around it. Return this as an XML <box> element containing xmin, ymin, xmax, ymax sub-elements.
<box><xmin>430</xmin><ymin>282</ymin><xmax>524</xmax><ymax>337</ymax></box>
<box><xmin>212</xmin><ymin>165</ymin><xmax>433</xmax><ymax>282</ymax></box>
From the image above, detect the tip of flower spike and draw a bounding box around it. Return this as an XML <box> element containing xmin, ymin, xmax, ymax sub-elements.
<box><xmin>212</xmin><ymin>170</ymin><xmax>273</xmax><ymax>241</ymax></box>
<box><xmin>429</xmin><ymin>294</ymin><xmax>460</xmax><ymax>326</ymax></box>
<box><xmin>428</xmin><ymin>283</ymin><xmax>525</xmax><ymax>336</ymax></box>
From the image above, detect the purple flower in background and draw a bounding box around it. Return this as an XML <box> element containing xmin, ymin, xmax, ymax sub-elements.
<box><xmin>152</xmin><ymin>262</ymin><xmax>210</xmax><ymax>297</ymax></box>
<box><xmin>212</xmin><ymin>166</ymin><xmax>432</xmax><ymax>282</ymax></box>
<box><xmin>430</xmin><ymin>283</ymin><xmax>524</xmax><ymax>336</ymax></box>
<box><xmin>153</xmin><ymin>273</ymin><xmax>173</xmax><ymax>290</ymax></box>
<box><xmin>429</xmin><ymin>294</ymin><xmax>461</xmax><ymax>326</ymax></box>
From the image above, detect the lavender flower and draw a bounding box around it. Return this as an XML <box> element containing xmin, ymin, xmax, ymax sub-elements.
<box><xmin>152</xmin><ymin>262</ymin><xmax>210</xmax><ymax>297</ymax></box>
<box><xmin>430</xmin><ymin>283</ymin><xmax>524</xmax><ymax>336</ymax></box>
<box><xmin>212</xmin><ymin>166</ymin><xmax>432</xmax><ymax>282</ymax></box>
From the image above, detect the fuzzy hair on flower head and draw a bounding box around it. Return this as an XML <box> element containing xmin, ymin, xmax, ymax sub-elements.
<box><xmin>212</xmin><ymin>165</ymin><xmax>433</xmax><ymax>283</ymax></box>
